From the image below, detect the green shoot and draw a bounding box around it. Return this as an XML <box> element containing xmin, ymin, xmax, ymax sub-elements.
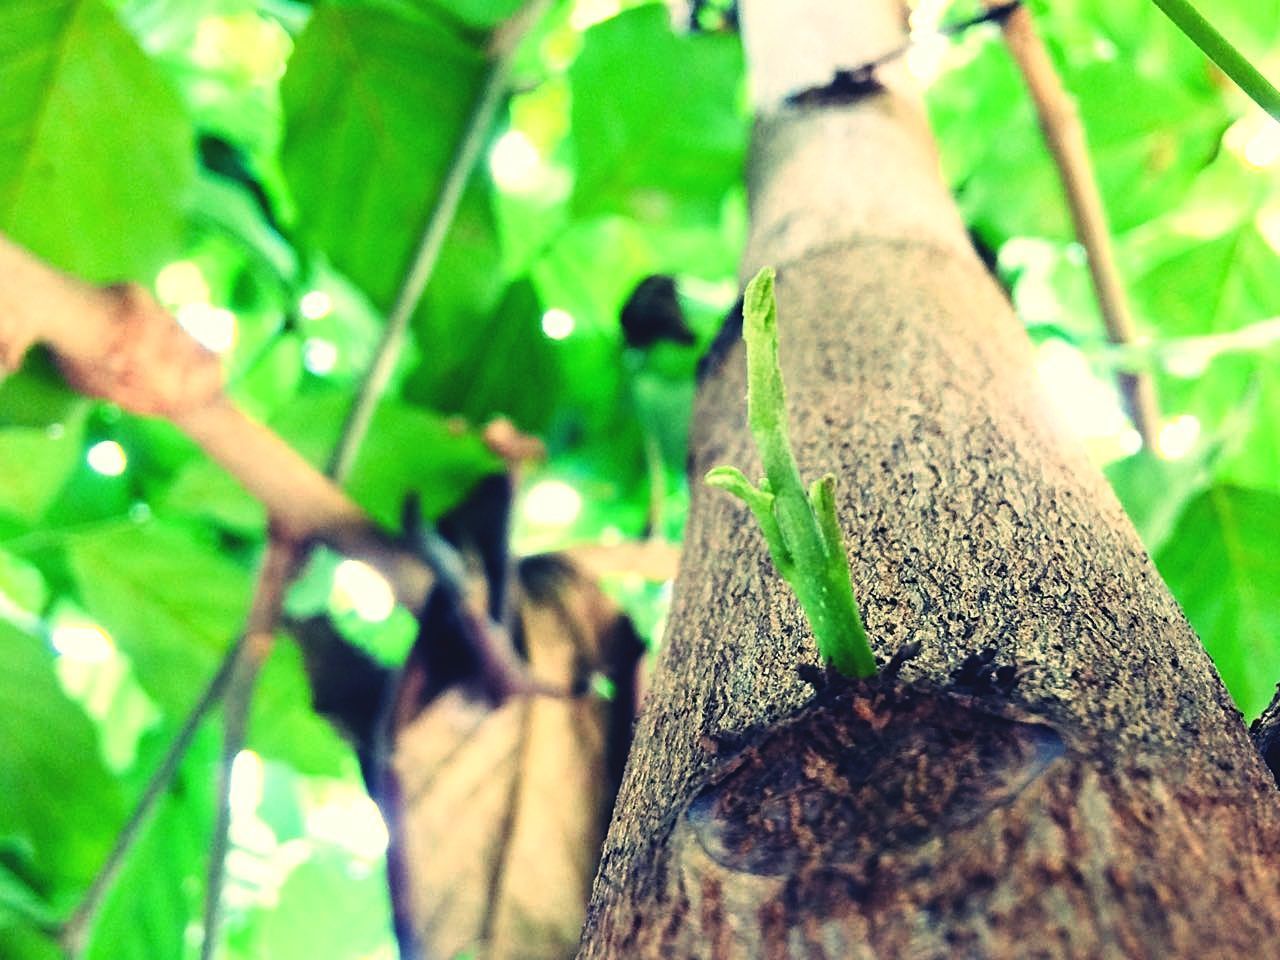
<box><xmin>705</xmin><ymin>268</ymin><xmax>876</xmax><ymax>678</ymax></box>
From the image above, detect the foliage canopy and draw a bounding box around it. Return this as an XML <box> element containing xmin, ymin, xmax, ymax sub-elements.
<box><xmin>0</xmin><ymin>0</ymin><xmax>1278</xmax><ymax>956</ymax></box>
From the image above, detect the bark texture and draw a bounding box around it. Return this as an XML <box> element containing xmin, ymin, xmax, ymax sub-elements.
<box><xmin>578</xmin><ymin>1</ymin><xmax>1280</xmax><ymax>955</ymax></box>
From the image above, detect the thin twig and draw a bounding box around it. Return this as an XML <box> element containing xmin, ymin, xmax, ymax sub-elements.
<box><xmin>993</xmin><ymin>2</ymin><xmax>1162</xmax><ymax>450</ymax></box>
<box><xmin>199</xmin><ymin>539</ymin><xmax>300</xmax><ymax>960</ymax></box>
<box><xmin>327</xmin><ymin>0</ymin><xmax>551</xmax><ymax>484</ymax></box>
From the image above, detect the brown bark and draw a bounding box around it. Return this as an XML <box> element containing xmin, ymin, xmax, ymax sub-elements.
<box><xmin>578</xmin><ymin>1</ymin><xmax>1280</xmax><ymax>956</ymax></box>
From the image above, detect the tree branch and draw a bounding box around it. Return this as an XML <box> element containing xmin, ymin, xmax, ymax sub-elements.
<box><xmin>991</xmin><ymin>1</ymin><xmax>1162</xmax><ymax>450</ymax></box>
<box><xmin>0</xmin><ymin>232</ymin><xmax>433</xmax><ymax>606</ymax></box>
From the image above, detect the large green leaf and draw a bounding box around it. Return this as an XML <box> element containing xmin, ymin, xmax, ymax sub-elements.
<box><xmin>428</xmin><ymin>0</ymin><xmax>524</xmax><ymax>29</ymax></box>
<box><xmin>568</xmin><ymin>4</ymin><xmax>746</xmax><ymax>225</ymax></box>
<box><xmin>1217</xmin><ymin>359</ymin><xmax>1280</xmax><ymax>493</ymax></box>
<box><xmin>405</xmin><ymin>277</ymin><xmax>561</xmax><ymax>431</ymax></box>
<box><xmin>932</xmin><ymin>30</ymin><xmax>1219</xmax><ymax>244</ymax></box>
<box><xmin>269</xmin><ymin>389</ymin><xmax>502</xmax><ymax>528</ymax></box>
<box><xmin>224</xmin><ymin>849</ymin><xmax>394</xmax><ymax>960</ymax></box>
<box><xmin>249</xmin><ymin>637</ymin><xmax>354</xmax><ymax>777</ymax></box>
<box><xmin>0</xmin><ymin>421</ymin><xmax>86</xmax><ymax>525</ymax></box>
<box><xmin>0</xmin><ymin>0</ymin><xmax>194</xmax><ymax>282</ymax></box>
<box><xmin>82</xmin><ymin>729</ymin><xmax>216</xmax><ymax>960</ymax></box>
<box><xmin>0</xmin><ymin>624</ymin><xmax>124</xmax><ymax>905</ymax></box>
<box><xmin>1156</xmin><ymin>485</ymin><xmax>1280</xmax><ymax>718</ymax></box>
<box><xmin>65</xmin><ymin>520</ymin><xmax>252</xmax><ymax>716</ymax></box>
<box><xmin>1134</xmin><ymin>221</ymin><xmax>1280</xmax><ymax>340</ymax></box>
<box><xmin>281</xmin><ymin>1</ymin><xmax>503</xmax><ymax>321</ymax></box>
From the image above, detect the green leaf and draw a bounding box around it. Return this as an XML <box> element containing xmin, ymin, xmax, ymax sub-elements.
<box><xmin>406</xmin><ymin>277</ymin><xmax>561</xmax><ymax>431</ymax></box>
<box><xmin>282</xmin><ymin>1</ymin><xmax>504</xmax><ymax>321</ymax></box>
<box><xmin>270</xmin><ymin>389</ymin><xmax>503</xmax><ymax>528</ymax></box>
<box><xmin>1156</xmin><ymin>485</ymin><xmax>1280</xmax><ymax>718</ymax></box>
<box><xmin>1104</xmin><ymin>448</ymin><xmax>1210</xmax><ymax>553</ymax></box>
<box><xmin>0</xmin><ymin>924</ymin><xmax>61</xmax><ymax>960</ymax></box>
<box><xmin>1134</xmin><ymin>222</ymin><xmax>1280</xmax><ymax>339</ymax></box>
<box><xmin>65</xmin><ymin>520</ymin><xmax>252</xmax><ymax>716</ymax></box>
<box><xmin>82</xmin><ymin>726</ymin><xmax>216</xmax><ymax>960</ymax></box>
<box><xmin>428</xmin><ymin>0</ymin><xmax>524</xmax><ymax>29</ymax></box>
<box><xmin>225</xmin><ymin>849</ymin><xmax>394</xmax><ymax>960</ymax></box>
<box><xmin>0</xmin><ymin>838</ymin><xmax>58</xmax><ymax>931</ymax></box>
<box><xmin>0</xmin><ymin>0</ymin><xmax>194</xmax><ymax>282</ymax></box>
<box><xmin>1216</xmin><ymin>360</ymin><xmax>1280</xmax><ymax>493</ymax></box>
<box><xmin>569</xmin><ymin>5</ymin><xmax>746</xmax><ymax>225</ymax></box>
<box><xmin>0</xmin><ymin>412</ymin><xmax>86</xmax><ymax>524</ymax></box>
<box><xmin>158</xmin><ymin>458</ymin><xmax>268</xmax><ymax>537</ymax></box>
<box><xmin>249</xmin><ymin>638</ymin><xmax>354</xmax><ymax>777</ymax></box>
<box><xmin>0</xmin><ymin>623</ymin><xmax>124</xmax><ymax>900</ymax></box>
<box><xmin>933</xmin><ymin>35</ymin><xmax>1219</xmax><ymax>243</ymax></box>
<box><xmin>0</xmin><ymin>549</ymin><xmax>48</xmax><ymax>618</ymax></box>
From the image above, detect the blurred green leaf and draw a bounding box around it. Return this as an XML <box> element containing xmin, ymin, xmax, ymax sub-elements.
<box><xmin>1128</xmin><ymin>152</ymin><xmax>1280</xmax><ymax>349</ymax></box>
<box><xmin>0</xmin><ymin>0</ymin><xmax>194</xmax><ymax>282</ymax></box>
<box><xmin>1156</xmin><ymin>485</ymin><xmax>1280</xmax><ymax>718</ymax></box>
<box><xmin>250</xmin><ymin>637</ymin><xmax>353</xmax><ymax>777</ymax></box>
<box><xmin>282</xmin><ymin>1</ymin><xmax>504</xmax><ymax>323</ymax></box>
<box><xmin>0</xmin><ymin>924</ymin><xmax>61</xmax><ymax>960</ymax></box>
<box><xmin>65</xmin><ymin>521</ymin><xmax>252</xmax><ymax>716</ymax></box>
<box><xmin>0</xmin><ymin>624</ymin><xmax>124</xmax><ymax>902</ymax></box>
<box><xmin>270</xmin><ymin>389</ymin><xmax>502</xmax><ymax>527</ymax></box>
<box><xmin>0</xmin><ymin>415</ymin><xmax>86</xmax><ymax>526</ymax></box>
<box><xmin>159</xmin><ymin>458</ymin><xmax>268</xmax><ymax>537</ymax></box>
<box><xmin>428</xmin><ymin>0</ymin><xmax>525</xmax><ymax>29</ymax></box>
<box><xmin>569</xmin><ymin>5</ymin><xmax>746</xmax><ymax>225</ymax></box>
<box><xmin>1104</xmin><ymin>448</ymin><xmax>1210</xmax><ymax>551</ymax></box>
<box><xmin>0</xmin><ymin>549</ymin><xmax>48</xmax><ymax>618</ymax></box>
<box><xmin>225</xmin><ymin>849</ymin><xmax>394</xmax><ymax>960</ymax></box>
<box><xmin>1216</xmin><ymin>360</ymin><xmax>1280</xmax><ymax>492</ymax></box>
<box><xmin>82</xmin><ymin>730</ymin><xmax>216</xmax><ymax>960</ymax></box>
<box><xmin>407</xmin><ymin>277</ymin><xmax>560</xmax><ymax>430</ymax></box>
<box><xmin>0</xmin><ymin>850</ymin><xmax>58</xmax><ymax>932</ymax></box>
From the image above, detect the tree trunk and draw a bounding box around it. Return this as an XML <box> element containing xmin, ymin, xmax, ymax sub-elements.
<box><xmin>578</xmin><ymin>1</ymin><xmax>1280</xmax><ymax>956</ymax></box>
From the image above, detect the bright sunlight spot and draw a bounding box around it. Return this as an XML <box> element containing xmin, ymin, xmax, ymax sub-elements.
<box><xmin>156</xmin><ymin>260</ymin><xmax>210</xmax><ymax>305</ymax></box>
<box><xmin>192</xmin><ymin>14</ymin><xmax>292</xmax><ymax>81</ymax></box>
<box><xmin>490</xmin><ymin>130</ymin><xmax>542</xmax><ymax>192</ymax></box>
<box><xmin>1225</xmin><ymin>115</ymin><xmax>1280</xmax><ymax>169</ymax></box>
<box><xmin>522</xmin><ymin>479</ymin><xmax>583</xmax><ymax>527</ymax></box>
<box><xmin>570</xmin><ymin>0</ymin><xmax>621</xmax><ymax>30</ymax></box>
<box><xmin>1156</xmin><ymin>414</ymin><xmax>1201</xmax><ymax>461</ymax></box>
<box><xmin>304</xmin><ymin>338</ymin><xmax>340</xmax><ymax>375</ymax></box>
<box><xmin>1244</xmin><ymin>123</ymin><xmax>1280</xmax><ymax>168</ymax></box>
<box><xmin>177</xmin><ymin>302</ymin><xmax>238</xmax><ymax>354</ymax></box>
<box><xmin>306</xmin><ymin>788</ymin><xmax>389</xmax><ymax>859</ymax></box>
<box><xmin>230</xmin><ymin>750</ymin><xmax>266</xmax><ymax>815</ymax></box>
<box><xmin>1258</xmin><ymin>206</ymin><xmax>1280</xmax><ymax>255</ymax></box>
<box><xmin>331</xmin><ymin>559</ymin><xmax>396</xmax><ymax>622</ymax></box>
<box><xmin>300</xmin><ymin>290</ymin><xmax>333</xmax><ymax>319</ymax></box>
<box><xmin>541</xmin><ymin>308</ymin><xmax>576</xmax><ymax>340</ymax></box>
<box><xmin>51</xmin><ymin>620</ymin><xmax>115</xmax><ymax>663</ymax></box>
<box><xmin>87</xmin><ymin>440</ymin><xmax>128</xmax><ymax>476</ymax></box>
<box><xmin>1035</xmin><ymin>340</ymin><xmax>1132</xmax><ymax>457</ymax></box>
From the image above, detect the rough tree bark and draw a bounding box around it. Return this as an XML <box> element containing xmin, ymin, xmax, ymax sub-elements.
<box><xmin>578</xmin><ymin>1</ymin><xmax>1280</xmax><ymax>956</ymax></box>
